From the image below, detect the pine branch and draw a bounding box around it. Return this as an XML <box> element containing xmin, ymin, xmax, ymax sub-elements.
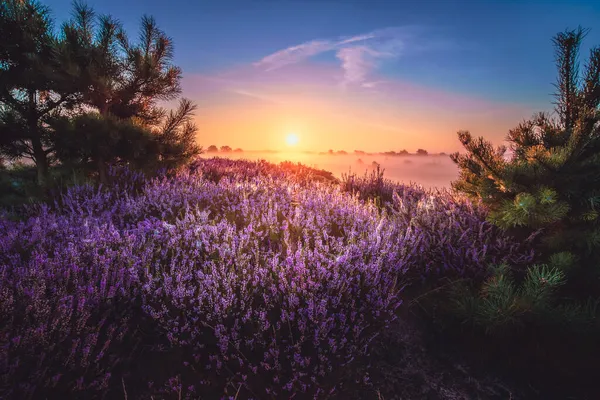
<box><xmin>582</xmin><ymin>46</ymin><xmax>600</xmax><ymax>110</ymax></box>
<box><xmin>552</xmin><ymin>27</ymin><xmax>587</xmax><ymax>130</ymax></box>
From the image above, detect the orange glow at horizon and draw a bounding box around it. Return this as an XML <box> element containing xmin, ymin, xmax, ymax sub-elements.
<box><xmin>194</xmin><ymin>100</ymin><xmax>537</xmax><ymax>154</ymax></box>
<box><xmin>188</xmin><ymin>70</ymin><xmax>543</xmax><ymax>154</ymax></box>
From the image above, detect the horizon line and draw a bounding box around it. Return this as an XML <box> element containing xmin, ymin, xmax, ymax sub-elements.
<box><xmin>201</xmin><ymin>149</ymin><xmax>452</xmax><ymax>155</ymax></box>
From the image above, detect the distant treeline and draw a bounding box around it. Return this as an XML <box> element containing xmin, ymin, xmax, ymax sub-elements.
<box><xmin>206</xmin><ymin>145</ymin><xmax>243</xmax><ymax>153</ymax></box>
<box><xmin>204</xmin><ymin>146</ymin><xmax>447</xmax><ymax>156</ymax></box>
<box><xmin>322</xmin><ymin>149</ymin><xmax>446</xmax><ymax>156</ymax></box>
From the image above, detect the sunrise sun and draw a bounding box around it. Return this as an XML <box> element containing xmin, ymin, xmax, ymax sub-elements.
<box><xmin>285</xmin><ymin>133</ymin><xmax>300</xmax><ymax>147</ymax></box>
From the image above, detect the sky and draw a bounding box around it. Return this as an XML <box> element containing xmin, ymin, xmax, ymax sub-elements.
<box><xmin>44</xmin><ymin>0</ymin><xmax>600</xmax><ymax>153</ymax></box>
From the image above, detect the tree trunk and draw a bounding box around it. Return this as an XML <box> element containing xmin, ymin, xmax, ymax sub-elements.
<box><xmin>97</xmin><ymin>104</ymin><xmax>110</xmax><ymax>185</ymax></box>
<box><xmin>32</xmin><ymin>137</ymin><xmax>49</xmax><ymax>187</ymax></box>
<box><xmin>28</xmin><ymin>90</ymin><xmax>49</xmax><ymax>186</ymax></box>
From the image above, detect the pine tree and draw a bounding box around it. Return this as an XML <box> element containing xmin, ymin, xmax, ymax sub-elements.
<box><xmin>0</xmin><ymin>0</ymin><xmax>77</xmax><ymax>185</ymax></box>
<box><xmin>451</xmin><ymin>27</ymin><xmax>600</xmax><ymax>294</ymax></box>
<box><xmin>59</xmin><ymin>1</ymin><xmax>186</xmax><ymax>182</ymax></box>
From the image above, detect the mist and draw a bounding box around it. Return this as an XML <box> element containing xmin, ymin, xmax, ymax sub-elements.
<box><xmin>212</xmin><ymin>152</ymin><xmax>460</xmax><ymax>189</ymax></box>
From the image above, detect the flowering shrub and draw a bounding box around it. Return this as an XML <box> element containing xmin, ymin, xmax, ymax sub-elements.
<box><xmin>389</xmin><ymin>189</ymin><xmax>538</xmax><ymax>282</ymax></box>
<box><xmin>0</xmin><ymin>158</ymin><xmax>534</xmax><ymax>398</ymax></box>
<box><xmin>0</xmin><ymin>209</ymin><xmax>149</xmax><ymax>398</ymax></box>
<box><xmin>190</xmin><ymin>157</ymin><xmax>338</xmax><ymax>185</ymax></box>
<box><xmin>341</xmin><ymin>165</ymin><xmax>404</xmax><ymax>205</ymax></box>
<box><xmin>341</xmin><ymin>167</ymin><xmax>537</xmax><ymax>282</ymax></box>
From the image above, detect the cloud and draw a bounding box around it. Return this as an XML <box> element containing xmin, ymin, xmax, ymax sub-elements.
<box><xmin>252</xmin><ymin>30</ymin><xmax>387</xmax><ymax>73</ymax></box>
<box><xmin>362</xmin><ymin>80</ymin><xmax>388</xmax><ymax>87</ymax></box>
<box><xmin>253</xmin><ymin>27</ymin><xmax>422</xmax><ymax>87</ymax></box>
<box><xmin>253</xmin><ymin>40</ymin><xmax>335</xmax><ymax>71</ymax></box>
<box><xmin>337</xmin><ymin>33</ymin><xmax>377</xmax><ymax>45</ymax></box>
<box><xmin>336</xmin><ymin>45</ymin><xmax>401</xmax><ymax>87</ymax></box>
<box><xmin>228</xmin><ymin>89</ymin><xmax>284</xmax><ymax>104</ymax></box>
<box><xmin>336</xmin><ymin>46</ymin><xmax>379</xmax><ymax>86</ymax></box>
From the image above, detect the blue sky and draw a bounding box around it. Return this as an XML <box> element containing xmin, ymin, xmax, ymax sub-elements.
<box><xmin>43</xmin><ymin>0</ymin><xmax>600</xmax><ymax>151</ymax></box>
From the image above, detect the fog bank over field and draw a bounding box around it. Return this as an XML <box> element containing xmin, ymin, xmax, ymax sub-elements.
<box><xmin>211</xmin><ymin>152</ymin><xmax>460</xmax><ymax>189</ymax></box>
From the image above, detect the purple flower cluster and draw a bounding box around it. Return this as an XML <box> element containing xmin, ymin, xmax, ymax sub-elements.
<box><xmin>0</xmin><ymin>158</ymin><xmax>534</xmax><ymax>398</ymax></box>
<box><xmin>342</xmin><ymin>167</ymin><xmax>537</xmax><ymax>282</ymax></box>
<box><xmin>388</xmin><ymin>189</ymin><xmax>537</xmax><ymax>282</ymax></box>
<box><xmin>0</xmin><ymin>207</ymin><xmax>147</xmax><ymax>398</ymax></box>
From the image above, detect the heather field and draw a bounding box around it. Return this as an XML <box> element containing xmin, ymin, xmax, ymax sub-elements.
<box><xmin>0</xmin><ymin>158</ymin><xmax>538</xmax><ymax>399</ymax></box>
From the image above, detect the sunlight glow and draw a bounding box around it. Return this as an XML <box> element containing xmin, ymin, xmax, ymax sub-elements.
<box><xmin>285</xmin><ymin>133</ymin><xmax>300</xmax><ymax>147</ymax></box>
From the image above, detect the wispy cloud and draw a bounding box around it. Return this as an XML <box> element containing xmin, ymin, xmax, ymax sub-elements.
<box><xmin>336</xmin><ymin>46</ymin><xmax>391</xmax><ymax>87</ymax></box>
<box><xmin>253</xmin><ymin>40</ymin><xmax>336</xmax><ymax>71</ymax></box>
<box><xmin>361</xmin><ymin>80</ymin><xmax>388</xmax><ymax>89</ymax></box>
<box><xmin>337</xmin><ymin>33</ymin><xmax>377</xmax><ymax>45</ymax></box>
<box><xmin>252</xmin><ymin>27</ymin><xmax>429</xmax><ymax>87</ymax></box>
<box><xmin>228</xmin><ymin>89</ymin><xmax>284</xmax><ymax>104</ymax></box>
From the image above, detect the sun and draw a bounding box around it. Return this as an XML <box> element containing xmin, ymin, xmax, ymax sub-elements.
<box><xmin>285</xmin><ymin>133</ymin><xmax>300</xmax><ymax>147</ymax></box>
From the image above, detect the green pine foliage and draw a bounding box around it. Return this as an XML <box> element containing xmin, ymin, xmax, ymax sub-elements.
<box><xmin>51</xmin><ymin>98</ymin><xmax>200</xmax><ymax>180</ymax></box>
<box><xmin>60</xmin><ymin>2</ymin><xmax>182</xmax><ymax>123</ymax></box>
<box><xmin>450</xmin><ymin>257</ymin><xmax>599</xmax><ymax>335</ymax></box>
<box><xmin>151</xmin><ymin>98</ymin><xmax>202</xmax><ymax>170</ymax></box>
<box><xmin>451</xmin><ymin>27</ymin><xmax>600</xmax><ymax>286</ymax></box>
<box><xmin>450</xmin><ymin>27</ymin><xmax>600</xmax><ymax>334</ymax></box>
<box><xmin>51</xmin><ymin>112</ymin><xmax>157</xmax><ymax>173</ymax></box>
